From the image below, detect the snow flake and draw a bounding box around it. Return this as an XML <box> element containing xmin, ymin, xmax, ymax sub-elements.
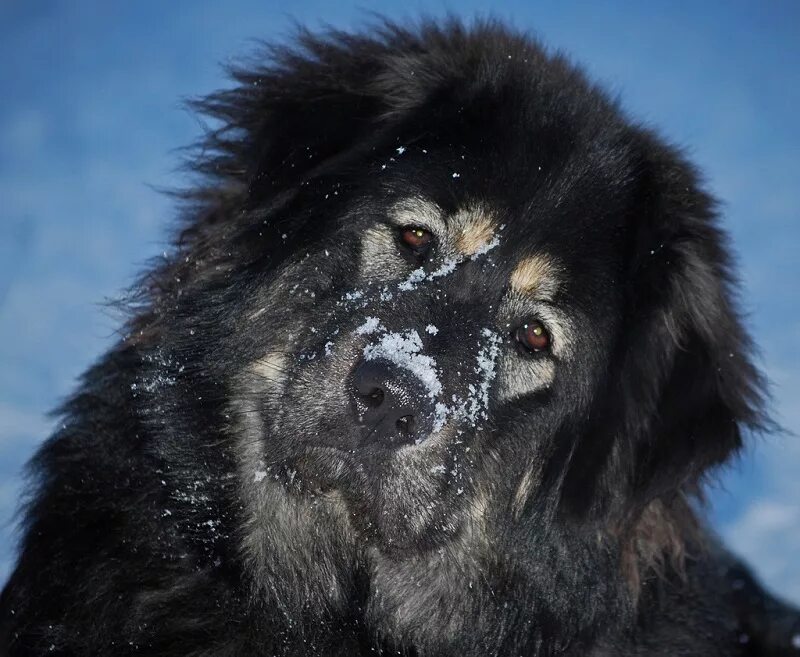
<box><xmin>343</xmin><ymin>290</ymin><xmax>364</xmax><ymax>301</ymax></box>
<box><xmin>355</xmin><ymin>317</ymin><xmax>382</xmax><ymax>335</ymax></box>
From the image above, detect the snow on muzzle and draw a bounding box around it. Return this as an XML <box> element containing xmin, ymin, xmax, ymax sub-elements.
<box><xmin>351</xmin><ymin>330</ymin><xmax>439</xmax><ymax>447</ymax></box>
<box><xmin>350</xmin><ymin>325</ymin><xmax>502</xmax><ymax>447</ymax></box>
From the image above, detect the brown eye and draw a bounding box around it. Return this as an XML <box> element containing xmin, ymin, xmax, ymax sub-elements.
<box><xmin>515</xmin><ymin>320</ymin><xmax>551</xmax><ymax>353</ymax></box>
<box><xmin>399</xmin><ymin>226</ymin><xmax>433</xmax><ymax>252</ymax></box>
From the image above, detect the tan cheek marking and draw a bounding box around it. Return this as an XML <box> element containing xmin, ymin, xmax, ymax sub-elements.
<box><xmin>451</xmin><ymin>206</ymin><xmax>497</xmax><ymax>257</ymax></box>
<box><xmin>250</xmin><ymin>352</ymin><xmax>289</xmax><ymax>385</ymax></box>
<box><xmin>465</xmin><ymin>485</ymin><xmax>491</xmax><ymax>545</ymax></box>
<box><xmin>495</xmin><ymin>358</ymin><xmax>556</xmax><ymax>402</ymax></box>
<box><xmin>512</xmin><ymin>462</ymin><xmax>542</xmax><ymax>521</ymax></box>
<box><xmin>510</xmin><ymin>255</ymin><xmax>560</xmax><ymax>299</ymax></box>
<box><xmin>359</xmin><ymin>226</ymin><xmax>405</xmax><ymax>279</ymax></box>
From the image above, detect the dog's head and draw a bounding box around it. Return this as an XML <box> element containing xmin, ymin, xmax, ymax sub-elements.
<box><xmin>137</xmin><ymin>21</ymin><xmax>765</xmax><ymax>559</ymax></box>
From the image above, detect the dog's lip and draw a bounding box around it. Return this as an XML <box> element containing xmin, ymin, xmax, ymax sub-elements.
<box><xmin>277</xmin><ymin>446</ymin><xmax>370</xmax><ymax>491</ymax></box>
<box><xmin>279</xmin><ymin>437</ymin><xmax>438</xmax><ymax>488</ymax></box>
<box><xmin>355</xmin><ymin>421</ymin><xmax>434</xmax><ymax>449</ymax></box>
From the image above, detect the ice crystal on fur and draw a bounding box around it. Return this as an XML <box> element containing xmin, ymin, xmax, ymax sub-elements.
<box><xmin>398</xmin><ymin>268</ymin><xmax>427</xmax><ymax>291</ymax></box>
<box><xmin>432</xmin><ymin>328</ymin><xmax>503</xmax><ymax>428</ymax></box>
<box><xmin>355</xmin><ymin>316</ymin><xmax>382</xmax><ymax>335</ymax></box>
<box><xmin>470</xmin><ymin>328</ymin><xmax>503</xmax><ymax>421</ymax></box>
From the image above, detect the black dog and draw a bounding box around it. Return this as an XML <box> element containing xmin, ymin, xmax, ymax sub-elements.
<box><xmin>2</xmin><ymin>18</ymin><xmax>798</xmax><ymax>656</ymax></box>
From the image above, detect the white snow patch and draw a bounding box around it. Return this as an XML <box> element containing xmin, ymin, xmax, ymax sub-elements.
<box><xmin>398</xmin><ymin>267</ymin><xmax>427</xmax><ymax>291</ymax></box>
<box><xmin>363</xmin><ymin>330</ymin><xmax>442</xmax><ymax>399</ymax></box>
<box><xmin>355</xmin><ymin>317</ymin><xmax>382</xmax><ymax>335</ymax></box>
<box><xmin>469</xmin><ymin>328</ymin><xmax>503</xmax><ymax>422</ymax></box>
<box><xmin>131</xmin><ymin>349</ymin><xmax>182</xmax><ymax>396</ymax></box>
<box><xmin>433</xmin><ymin>328</ymin><xmax>502</xmax><ymax>428</ymax></box>
<box><xmin>425</xmin><ymin>324</ymin><xmax>439</xmax><ymax>335</ymax></box>
<box><xmin>398</xmin><ymin>258</ymin><xmax>459</xmax><ymax>292</ymax></box>
<box><xmin>471</xmin><ymin>233</ymin><xmax>501</xmax><ymax>258</ymax></box>
<box><xmin>434</xmin><ymin>401</ymin><xmax>449</xmax><ymax>432</ymax></box>
<box><xmin>430</xmin><ymin>258</ymin><xmax>458</xmax><ymax>279</ymax></box>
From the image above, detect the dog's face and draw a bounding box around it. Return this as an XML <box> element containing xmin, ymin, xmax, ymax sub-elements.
<box><xmin>233</xmin><ymin>188</ymin><xmax>613</xmax><ymax>550</ymax></box>
<box><xmin>224</xmin><ymin>118</ymin><xmax>734</xmax><ymax>556</ymax></box>
<box><xmin>148</xmin><ymin>24</ymin><xmax>763</xmax><ymax>570</ymax></box>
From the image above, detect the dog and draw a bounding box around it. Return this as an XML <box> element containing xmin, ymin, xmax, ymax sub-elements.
<box><xmin>2</xmin><ymin>18</ymin><xmax>798</xmax><ymax>657</ymax></box>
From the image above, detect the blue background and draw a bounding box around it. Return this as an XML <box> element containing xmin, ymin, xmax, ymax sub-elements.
<box><xmin>1</xmin><ymin>1</ymin><xmax>798</xmax><ymax>602</ymax></box>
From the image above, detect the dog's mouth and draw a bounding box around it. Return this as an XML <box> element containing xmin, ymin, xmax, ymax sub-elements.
<box><xmin>286</xmin><ymin>444</ymin><xmax>466</xmax><ymax>548</ymax></box>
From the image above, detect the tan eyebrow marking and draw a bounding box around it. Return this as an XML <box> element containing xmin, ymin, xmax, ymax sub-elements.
<box><xmin>390</xmin><ymin>197</ymin><xmax>445</xmax><ymax>231</ymax></box>
<box><xmin>451</xmin><ymin>204</ymin><xmax>497</xmax><ymax>256</ymax></box>
<box><xmin>510</xmin><ymin>254</ymin><xmax>561</xmax><ymax>299</ymax></box>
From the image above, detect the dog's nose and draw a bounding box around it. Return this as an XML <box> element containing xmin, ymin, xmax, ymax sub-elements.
<box><xmin>351</xmin><ymin>359</ymin><xmax>435</xmax><ymax>446</ymax></box>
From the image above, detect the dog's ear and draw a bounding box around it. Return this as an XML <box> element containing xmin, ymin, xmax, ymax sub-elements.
<box><xmin>563</xmin><ymin>132</ymin><xmax>767</xmax><ymax>517</ymax></box>
<box><xmin>616</xmin><ymin>132</ymin><xmax>767</xmax><ymax>504</ymax></box>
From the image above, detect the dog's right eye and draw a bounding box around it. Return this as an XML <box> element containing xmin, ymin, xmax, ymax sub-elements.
<box><xmin>398</xmin><ymin>226</ymin><xmax>434</xmax><ymax>256</ymax></box>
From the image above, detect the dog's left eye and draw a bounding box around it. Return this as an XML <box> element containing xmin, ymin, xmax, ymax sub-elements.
<box><xmin>399</xmin><ymin>226</ymin><xmax>433</xmax><ymax>254</ymax></box>
<box><xmin>514</xmin><ymin>320</ymin><xmax>551</xmax><ymax>353</ymax></box>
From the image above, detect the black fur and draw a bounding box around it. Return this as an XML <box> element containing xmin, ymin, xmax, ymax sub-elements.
<box><xmin>2</xmin><ymin>18</ymin><xmax>798</xmax><ymax>657</ymax></box>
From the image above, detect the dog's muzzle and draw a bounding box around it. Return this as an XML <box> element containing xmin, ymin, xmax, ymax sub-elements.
<box><xmin>351</xmin><ymin>358</ymin><xmax>436</xmax><ymax>447</ymax></box>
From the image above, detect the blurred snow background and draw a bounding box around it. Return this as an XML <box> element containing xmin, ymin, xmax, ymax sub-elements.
<box><xmin>0</xmin><ymin>1</ymin><xmax>798</xmax><ymax>602</ymax></box>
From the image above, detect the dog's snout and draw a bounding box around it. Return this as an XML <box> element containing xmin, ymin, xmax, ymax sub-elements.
<box><xmin>352</xmin><ymin>359</ymin><xmax>434</xmax><ymax>446</ymax></box>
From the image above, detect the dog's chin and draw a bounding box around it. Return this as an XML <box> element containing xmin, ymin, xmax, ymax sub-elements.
<box><xmin>369</xmin><ymin>486</ymin><xmax>465</xmax><ymax>554</ymax></box>
<box><xmin>272</xmin><ymin>437</ymin><xmax>466</xmax><ymax>553</ymax></box>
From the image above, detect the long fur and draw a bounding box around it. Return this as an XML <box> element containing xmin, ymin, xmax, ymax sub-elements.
<box><xmin>1</xmin><ymin>18</ymin><xmax>798</xmax><ymax>657</ymax></box>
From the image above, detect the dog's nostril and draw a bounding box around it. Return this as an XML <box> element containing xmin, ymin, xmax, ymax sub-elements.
<box><xmin>351</xmin><ymin>359</ymin><xmax>434</xmax><ymax>447</ymax></box>
<box><xmin>396</xmin><ymin>415</ymin><xmax>415</xmax><ymax>435</ymax></box>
